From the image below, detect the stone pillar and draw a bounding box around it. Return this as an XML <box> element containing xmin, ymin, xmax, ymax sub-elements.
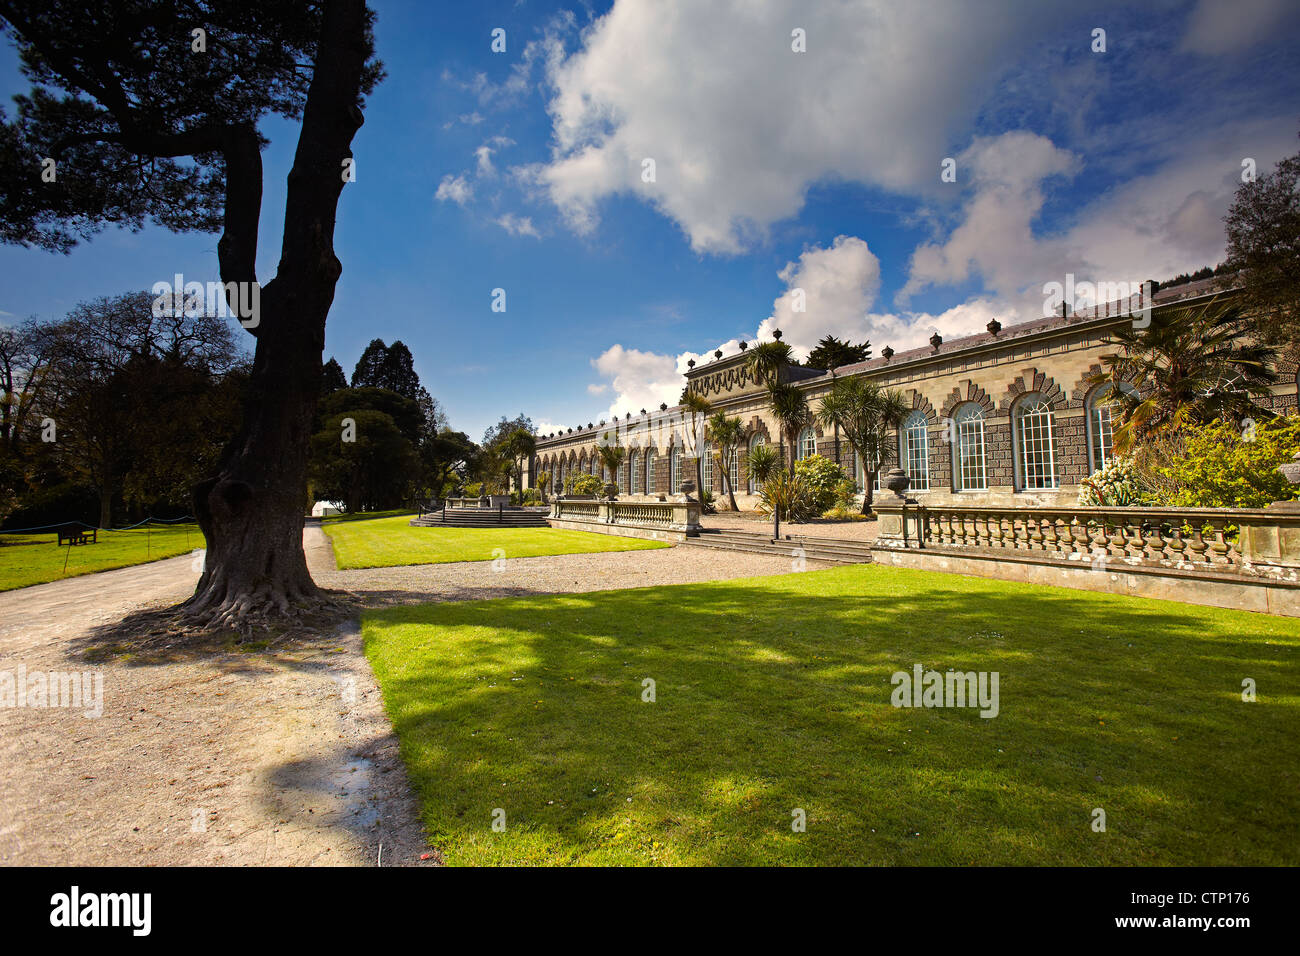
<box><xmin>874</xmin><ymin>467</ymin><xmax>925</xmax><ymax>549</ymax></box>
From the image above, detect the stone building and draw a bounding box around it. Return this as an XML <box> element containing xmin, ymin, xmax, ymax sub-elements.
<box><xmin>531</xmin><ymin>277</ymin><xmax>1297</xmax><ymax>510</ymax></box>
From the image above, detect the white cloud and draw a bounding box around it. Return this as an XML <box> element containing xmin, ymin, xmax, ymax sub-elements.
<box><xmin>756</xmin><ymin>236</ymin><xmax>882</xmax><ymax>357</ymax></box>
<box><xmin>586</xmin><ymin>383</ymin><xmax>608</xmax><ymax>395</ymax></box>
<box><xmin>899</xmin><ymin>132</ymin><xmax>1079</xmax><ymax>304</ymax></box>
<box><xmin>900</xmin><ymin>119</ymin><xmax>1298</xmax><ymax>315</ymax></box>
<box><xmin>533</xmin><ymin>419</ymin><xmax>567</xmax><ymax>435</ymax></box>
<box><xmin>434</xmin><ymin>173</ymin><xmax>473</xmax><ymax>205</ymax></box>
<box><xmin>524</xmin><ymin>0</ymin><xmax>1071</xmax><ymax>253</ymax></box>
<box><xmin>589</xmin><ymin>344</ymin><xmax>685</xmax><ymax>418</ymax></box>
<box><xmin>1180</xmin><ymin>0</ymin><xmax>1296</xmax><ymax>55</ymax></box>
<box><xmin>475</xmin><ymin>136</ymin><xmax>516</xmax><ymax>177</ymax></box>
<box><xmin>494</xmin><ymin>213</ymin><xmax>541</xmax><ymax>238</ymax></box>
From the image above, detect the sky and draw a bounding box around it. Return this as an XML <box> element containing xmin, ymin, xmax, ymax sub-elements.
<box><xmin>1</xmin><ymin>0</ymin><xmax>1299</xmax><ymax>441</ymax></box>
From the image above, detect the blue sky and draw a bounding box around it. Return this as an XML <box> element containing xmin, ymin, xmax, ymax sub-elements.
<box><xmin>2</xmin><ymin>0</ymin><xmax>1298</xmax><ymax>441</ymax></box>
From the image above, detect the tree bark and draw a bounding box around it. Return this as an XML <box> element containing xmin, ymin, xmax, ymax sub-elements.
<box><xmin>185</xmin><ymin>0</ymin><xmax>369</xmax><ymax>627</ymax></box>
<box><xmin>98</xmin><ymin>487</ymin><xmax>112</xmax><ymax>530</ymax></box>
<box><xmin>862</xmin><ymin>470</ymin><xmax>876</xmax><ymax>515</ymax></box>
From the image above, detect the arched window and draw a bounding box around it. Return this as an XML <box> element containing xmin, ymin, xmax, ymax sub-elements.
<box><xmin>630</xmin><ymin>450</ymin><xmax>641</xmax><ymax>494</ymax></box>
<box><xmin>726</xmin><ymin>446</ymin><xmax>738</xmax><ymax>493</ymax></box>
<box><xmin>1087</xmin><ymin>382</ymin><xmax>1137</xmax><ymax>472</ymax></box>
<box><xmin>797</xmin><ymin>426</ymin><xmax>817</xmax><ymax>460</ymax></box>
<box><xmin>954</xmin><ymin>404</ymin><xmax>987</xmax><ymax>491</ymax></box>
<box><xmin>670</xmin><ymin>446</ymin><xmax>681</xmax><ymax>493</ymax></box>
<box><xmin>645</xmin><ymin>447</ymin><xmax>657</xmax><ymax>495</ymax></box>
<box><xmin>900</xmin><ymin>411</ymin><xmax>930</xmax><ymax>491</ymax></box>
<box><xmin>1015</xmin><ymin>393</ymin><xmax>1057</xmax><ymax>490</ymax></box>
<box><xmin>746</xmin><ymin>434</ymin><xmax>765</xmax><ymax>492</ymax></box>
<box><xmin>701</xmin><ymin>441</ymin><xmax>713</xmax><ymax>493</ymax></box>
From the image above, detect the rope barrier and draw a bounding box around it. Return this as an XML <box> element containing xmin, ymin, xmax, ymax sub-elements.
<box><xmin>0</xmin><ymin>515</ymin><xmax>196</xmax><ymax>535</ymax></box>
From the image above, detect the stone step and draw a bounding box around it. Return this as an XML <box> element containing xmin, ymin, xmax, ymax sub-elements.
<box><xmin>410</xmin><ymin>511</ymin><xmax>550</xmax><ymax>528</ymax></box>
<box><xmin>685</xmin><ymin>529</ymin><xmax>872</xmax><ymax>565</ymax></box>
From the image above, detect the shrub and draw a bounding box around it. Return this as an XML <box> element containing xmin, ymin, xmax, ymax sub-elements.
<box><xmin>821</xmin><ymin>505</ymin><xmax>869</xmax><ymax>521</ymax></box>
<box><xmin>566</xmin><ymin>473</ymin><xmax>603</xmax><ymax>496</ymax></box>
<box><xmin>1078</xmin><ymin>456</ymin><xmax>1143</xmax><ymax>506</ymax></box>
<box><xmin>463</xmin><ymin>482</ymin><xmax>483</xmax><ymax>498</ymax></box>
<box><xmin>792</xmin><ymin>454</ymin><xmax>846</xmax><ymax>513</ymax></box>
<box><xmin>757</xmin><ymin>471</ymin><xmax>817</xmax><ymax>522</ymax></box>
<box><xmin>1138</xmin><ymin>417</ymin><xmax>1300</xmax><ymax>508</ymax></box>
<box><xmin>832</xmin><ymin>478</ymin><xmax>859</xmax><ymax>510</ymax></box>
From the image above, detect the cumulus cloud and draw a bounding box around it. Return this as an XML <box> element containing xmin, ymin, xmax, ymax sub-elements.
<box><xmin>900</xmin><ymin>119</ymin><xmax>1298</xmax><ymax>315</ymax></box>
<box><xmin>524</xmin><ymin>0</ymin><xmax>1070</xmax><ymax>252</ymax></box>
<box><xmin>434</xmin><ymin>173</ymin><xmax>473</xmax><ymax>205</ymax></box>
<box><xmin>757</xmin><ymin>236</ymin><xmax>882</xmax><ymax>357</ymax></box>
<box><xmin>589</xmin><ymin>344</ymin><xmax>685</xmax><ymax>418</ymax></box>
<box><xmin>899</xmin><ymin>132</ymin><xmax>1079</xmax><ymax>304</ymax></box>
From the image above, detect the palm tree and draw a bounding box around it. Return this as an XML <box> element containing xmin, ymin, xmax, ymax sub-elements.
<box><xmin>744</xmin><ymin>339</ymin><xmax>793</xmax><ymax>387</ymax></box>
<box><xmin>680</xmin><ymin>389</ymin><xmax>713</xmax><ymax>496</ymax></box>
<box><xmin>596</xmin><ymin>440</ymin><xmax>626</xmax><ymax>495</ymax></box>
<box><xmin>502</xmin><ymin>427</ymin><xmax>536</xmax><ymax>495</ymax></box>
<box><xmin>745</xmin><ymin>441</ymin><xmax>779</xmax><ymax>488</ymax></box>
<box><xmin>816</xmin><ymin>377</ymin><xmax>910</xmax><ymax>515</ymax></box>
<box><xmin>768</xmin><ymin>381</ymin><xmax>813</xmax><ymax>473</ymax></box>
<box><xmin>1089</xmin><ymin>298</ymin><xmax>1277</xmax><ymax>453</ymax></box>
<box><xmin>707</xmin><ymin>412</ymin><xmax>745</xmax><ymax>510</ymax></box>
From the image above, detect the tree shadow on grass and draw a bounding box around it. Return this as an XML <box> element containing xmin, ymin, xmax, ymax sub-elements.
<box><xmin>363</xmin><ymin>568</ymin><xmax>1300</xmax><ymax>866</ymax></box>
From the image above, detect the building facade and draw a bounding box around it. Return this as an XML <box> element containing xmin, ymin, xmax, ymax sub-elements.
<box><xmin>532</xmin><ymin>278</ymin><xmax>1298</xmax><ymax>510</ymax></box>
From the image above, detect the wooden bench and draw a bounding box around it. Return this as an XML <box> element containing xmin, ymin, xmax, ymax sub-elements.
<box><xmin>56</xmin><ymin>525</ymin><xmax>97</xmax><ymax>546</ymax></box>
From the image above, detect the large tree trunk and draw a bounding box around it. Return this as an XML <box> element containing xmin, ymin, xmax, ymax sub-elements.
<box><xmin>97</xmin><ymin>486</ymin><xmax>112</xmax><ymax>530</ymax></box>
<box><xmin>184</xmin><ymin>0</ymin><xmax>369</xmax><ymax>627</ymax></box>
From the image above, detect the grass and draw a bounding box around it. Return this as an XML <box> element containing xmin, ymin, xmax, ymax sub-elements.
<box><xmin>0</xmin><ymin>523</ymin><xmax>204</xmax><ymax>592</ymax></box>
<box><xmin>321</xmin><ymin>513</ymin><xmax>669</xmax><ymax>569</ymax></box>
<box><xmin>364</xmin><ymin>563</ymin><xmax>1300</xmax><ymax>866</ymax></box>
<box><xmin>319</xmin><ymin>508</ymin><xmax>415</xmax><ymax>525</ymax></box>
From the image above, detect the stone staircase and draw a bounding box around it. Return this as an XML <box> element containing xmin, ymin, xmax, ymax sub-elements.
<box><xmin>682</xmin><ymin>528</ymin><xmax>874</xmax><ymax>565</ymax></box>
<box><xmin>410</xmin><ymin>507</ymin><xmax>550</xmax><ymax>529</ymax></box>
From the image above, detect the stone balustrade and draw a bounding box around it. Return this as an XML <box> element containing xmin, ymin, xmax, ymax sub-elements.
<box><xmin>875</xmin><ymin>498</ymin><xmax>1300</xmax><ymax>576</ymax></box>
<box><xmin>550</xmin><ymin>497</ymin><xmax>701</xmax><ymax>541</ymax></box>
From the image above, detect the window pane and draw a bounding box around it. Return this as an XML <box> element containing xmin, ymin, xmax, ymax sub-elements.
<box><xmin>1017</xmin><ymin>397</ymin><xmax>1057</xmax><ymax>489</ymax></box>
<box><xmin>955</xmin><ymin>405</ymin><xmax>987</xmax><ymax>491</ymax></box>
<box><xmin>904</xmin><ymin>411</ymin><xmax>930</xmax><ymax>491</ymax></box>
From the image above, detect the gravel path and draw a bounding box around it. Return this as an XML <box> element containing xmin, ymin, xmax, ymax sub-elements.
<box><xmin>0</xmin><ymin>525</ymin><xmax>820</xmax><ymax>866</ymax></box>
<box><xmin>307</xmin><ymin>525</ymin><xmax>828</xmax><ymax>604</ymax></box>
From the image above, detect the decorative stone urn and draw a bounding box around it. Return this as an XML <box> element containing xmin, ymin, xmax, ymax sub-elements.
<box><xmin>678</xmin><ymin>479</ymin><xmax>696</xmax><ymax>501</ymax></box>
<box><xmin>882</xmin><ymin>466</ymin><xmax>911</xmax><ymax>498</ymax></box>
<box><xmin>1278</xmin><ymin>452</ymin><xmax>1300</xmax><ymax>487</ymax></box>
<box><xmin>1267</xmin><ymin>452</ymin><xmax>1300</xmax><ymax>513</ymax></box>
<box><xmin>603</xmin><ymin>481</ymin><xmax>619</xmax><ymax>500</ymax></box>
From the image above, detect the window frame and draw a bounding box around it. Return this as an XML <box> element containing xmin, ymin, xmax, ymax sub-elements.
<box><xmin>1013</xmin><ymin>393</ymin><xmax>1058</xmax><ymax>491</ymax></box>
<box><xmin>953</xmin><ymin>403</ymin><xmax>988</xmax><ymax>492</ymax></box>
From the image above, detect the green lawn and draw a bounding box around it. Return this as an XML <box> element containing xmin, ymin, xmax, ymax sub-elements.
<box><xmin>365</xmin><ymin>563</ymin><xmax>1300</xmax><ymax>866</ymax></box>
<box><xmin>0</xmin><ymin>523</ymin><xmax>204</xmax><ymax>592</ymax></box>
<box><xmin>321</xmin><ymin>514</ymin><xmax>669</xmax><ymax>569</ymax></box>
